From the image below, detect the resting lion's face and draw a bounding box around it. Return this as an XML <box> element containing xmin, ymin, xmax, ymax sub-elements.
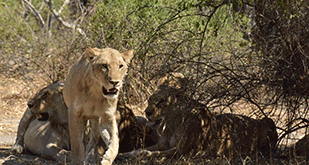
<box><xmin>145</xmin><ymin>75</ymin><xmax>192</xmax><ymax>128</ymax></box>
<box><xmin>145</xmin><ymin>86</ymin><xmax>169</xmax><ymax>127</ymax></box>
<box><xmin>85</xmin><ymin>48</ymin><xmax>133</xmax><ymax>99</ymax></box>
<box><xmin>145</xmin><ymin>85</ymin><xmax>189</xmax><ymax>129</ymax></box>
<box><xmin>27</xmin><ymin>82</ymin><xmax>66</xmax><ymax>121</ymax></box>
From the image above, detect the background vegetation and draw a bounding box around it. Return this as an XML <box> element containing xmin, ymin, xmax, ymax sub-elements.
<box><xmin>1</xmin><ymin>0</ymin><xmax>309</xmax><ymax>163</ymax></box>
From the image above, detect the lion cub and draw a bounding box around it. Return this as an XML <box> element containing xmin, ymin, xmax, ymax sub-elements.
<box><xmin>63</xmin><ymin>47</ymin><xmax>133</xmax><ymax>165</ymax></box>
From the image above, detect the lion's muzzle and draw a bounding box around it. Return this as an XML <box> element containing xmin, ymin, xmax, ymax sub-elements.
<box><xmin>102</xmin><ymin>86</ymin><xmax>119</xmax><ymax>96</ymax></box>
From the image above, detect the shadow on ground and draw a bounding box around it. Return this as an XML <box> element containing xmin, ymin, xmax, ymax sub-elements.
<box><xmin>0</xmin><ymin>146</ymin><xmax>60</xmax><ymax>165</ymax></box>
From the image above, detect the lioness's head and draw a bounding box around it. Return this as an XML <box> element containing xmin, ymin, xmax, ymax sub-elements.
<box><xmin>84</xmin><ymin>47</ymin><xmax>133</xmax><ymax>99</ymax></box>
<box><xmin>145</xmin><ymin>75</ymin><xmax>203</xmax><ymax>129</ymax></box>
<box><xmin>145</xmin><ymin>85</ymin><xmax>181</xmax><ymax>128</ymax></box>
<box><xmin>145</xmin><ymin>74</ymin><xmax>187</xmax><ymax>128</ymax></box>
<box><xmin>27</xmin><ymin>82</ymin><xmax>67</xmax><ymax>122</ymax></box>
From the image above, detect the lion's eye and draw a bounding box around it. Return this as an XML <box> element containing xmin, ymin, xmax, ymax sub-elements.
<box><xmin>42</xmin><ymin>91</ymin><xmax>49</xmax><ymax>99</ymax></box>
<box><xmin>101</xmin><ymin>64</ymin><xmax>108</xmax><ymax>70</ymax></box>
<box><xmin>119</xmin><ymin>64</ymin><xmax>124</xmax><ymax>69</ymax></box>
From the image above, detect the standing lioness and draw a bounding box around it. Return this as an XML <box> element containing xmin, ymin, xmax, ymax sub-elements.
<box><xmin>63</xmin><ymin>47</ymin><xmax>133</xmax><ymax>165</ymax></box>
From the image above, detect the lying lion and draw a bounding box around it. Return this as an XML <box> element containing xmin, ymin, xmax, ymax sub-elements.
<box><xmin>11</xmin><ymin>82</ymin><xmax>157</xmax><ymax>162</ymax></box>
<box><xmin>10</xmin><ymin>82</ymin><xmax>70</xmax><ymax>162</ymax></box>
<box><xmin>119</xmin><ymin>76</ymin><xmax>278</xmax><ymax>160</ymax></box>
<box><xmin>206</xmin><ymin>113</ymin><xmax>278</xmax><ymax>158</ymax></box>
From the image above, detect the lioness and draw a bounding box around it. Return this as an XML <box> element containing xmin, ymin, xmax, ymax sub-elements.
<box><xmin>10</xmin><ymin>82</ymin><xmax>70</xmax><ymax>162</ymax></box>
<box><xmin>63</xmin><ymin>47</ymin><xmax>133</xmax><ymax>164</ymax></box>
<box><xmin>119</xmin><ymin>76</ymin><xmax>278</xmax><ymax>160</ymax></box>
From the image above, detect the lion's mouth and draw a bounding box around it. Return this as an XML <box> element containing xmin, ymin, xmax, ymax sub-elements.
<box><xmin>36</xmin><ymin>113</ymin><xmax>49</xmax><ymax>121</ymax></box>
<box><xmin>102</xmin><ymin>86</ymin><xmax>118</xmax><ymax>95</ymax></box>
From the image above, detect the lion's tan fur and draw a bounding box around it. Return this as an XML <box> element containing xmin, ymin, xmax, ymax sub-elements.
<box><xmin>11</xmin><ymin>82</ymin><xmax>70</xmax><ymax>162</ymax></box>
<box><xmin>120</xmin><ymin>75</ymin><xmax>278</xmax><ymax>160</ymax></box>
<box><xmin>206</xmin><ymin>114</ymin><xmax>278</xmax><ymax>159</ymax></box>
<box><xmin>63</xmin><ymin>47</ymin><xmax>133</xmax><ymax>165</ymax></box>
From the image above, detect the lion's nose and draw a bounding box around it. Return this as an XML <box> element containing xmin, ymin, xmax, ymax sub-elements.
<box><xmin>109</xmin><ymin>80</ymin><xmax>119</xmax><ymax>86</ymax></box>
<box><xmin>27</xmin><ymin>102</ymin><xmax>34</xmax><ymax>109</ymax></box>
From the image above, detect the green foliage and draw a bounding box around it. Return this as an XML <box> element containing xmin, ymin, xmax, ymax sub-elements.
<box><xmin>89</xmin><ymin>0</ymin><xmax>251</xmax><ymax>61</ymax></box>
<box><xmin>87</xmin><ymin>0</ymin><xmax>256</xmax><ymax>112</ymax></box>
<box><xmin>0</xmin><ymin>1</ymin><xmax>29</xmax><ymax>50</ymax></box>
<box><xmin>0</xmin><ymin>0</ymin><xmax>83</xmax><ymax>82</ymax></box>
<box><xmin>0</xmin><ymin>0</ymin><xmax>254</xmax><ymax>109</ymax></box>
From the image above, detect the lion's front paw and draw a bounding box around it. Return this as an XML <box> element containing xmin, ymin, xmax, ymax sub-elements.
<box><xmin>116</xmin><ymin>149</ymin><xmax>150</xmax><ymax>160</ymax></box>
<box><xmin>140</xmin><ymin>149</ymin><xmax>153</xmax><ymax>157</ymax></box>
<box><xmin>10</xmin><ymin>144</ymin><xmax>23</xmax><ymax>154</ymax></box>
<box><xmin>101</xmin><ymin>159</ymin><xmax>112</xmax><ymax>165</ymax></box>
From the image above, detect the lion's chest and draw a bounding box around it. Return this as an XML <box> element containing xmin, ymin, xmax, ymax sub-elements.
<box><xmin>76</xmin><ymin>97</ymin><xmax>117</xmax><ymax>119</ymax></box>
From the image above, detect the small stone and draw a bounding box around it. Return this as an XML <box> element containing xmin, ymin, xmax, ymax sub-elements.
<box><xmin>9</xmin><ymin>60</ymin><xmax>15</xmax><ymax>65</ymax></box>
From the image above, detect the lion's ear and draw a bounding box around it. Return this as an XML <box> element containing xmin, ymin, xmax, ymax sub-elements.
<box><xmin>84</xmin><ymin>47</ymin><xmax>99</xmax><ymax>61</ymax></box>
<box><xmin>122</xmin><ymin>49</ymin><xmax>134</xmax><ymax>64</ymax></box>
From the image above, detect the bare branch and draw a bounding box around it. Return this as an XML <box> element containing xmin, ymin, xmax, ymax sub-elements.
<box><xmin>44</xmin><ymin>0</ymin><xmax>88</xmax><ymax>39</ymax></box>
<box><xmin>21</xmin><ymin>0</ymin><xmax>45</xmax><ymax>27</ymax></box>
